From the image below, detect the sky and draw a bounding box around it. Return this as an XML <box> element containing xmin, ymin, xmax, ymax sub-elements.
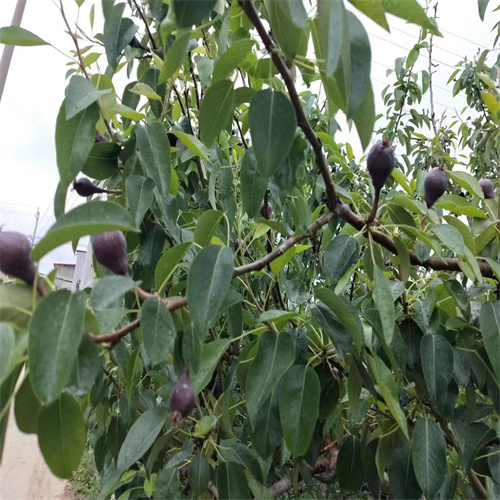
<box><xmin>0</xmin><ymin>0</ymin><xmax>498</xmax><ymax>274</ymax></box>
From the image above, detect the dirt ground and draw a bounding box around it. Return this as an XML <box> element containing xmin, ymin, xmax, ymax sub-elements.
<box><xmin>0</xmin><ymin>412</ymin><xmax>72</xmax><ymax>500</ymax></box>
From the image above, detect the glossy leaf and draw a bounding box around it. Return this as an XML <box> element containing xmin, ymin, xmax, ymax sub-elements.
<box><xmin>381</xmin><ymin>0</ymin><xmax>438</xmax><ymax>33</ymax></box>
<box><xmin>67</xmin><ymin>334</ymin><xmax>101</xmax><ymax>396</ymax></box>
<box><xmin>126</xmin><ymin>175</ymin><xmax>155</xmax><ymax>228</ymax></box>
<box><xmin>31</xmin><ymin>201</ymin><xmax>138</xmax><ymax>261</ymax></box>
<box><xmin>388</xmin><ymin>442</ymin><xmax>422</xmax><ymax>500</ymax></box>
<box><xmin>323</xmin><ymin>234</ymin><xmax>360</xmax><ymax>280</ymax></box>
<box><xmin>241</xmin><ymin>147</ymin><xmax>267</xmax><ymax>218</ymax></box>
<box><xmin>186</xmin><ymin>245</ymin><xmax>234</xmax><ymax>339</ymax></box>
<box><xmin>348</xmin><ymin>0</ymin><xmax>388</xmax><ymax>30</ymax></box>
<box><xmin>279</xmin><ymin>365</ymin><xmax>320</xmax><ymax>456</ymax></box>
<box><xmin>189</xmin><ymin>455</ymin><xmax>211</xmax><ymax>494</ymax></box>
<box><xmin>159</xmin><ymin>32</ymin><xmax>190</xmax><ymax>82</ymax></box>
<box><xmin>191</xmin><ymin>339</ymin><xmax>231</xmax><ymax>394</ymax></box>
<box><xmin>0</xmin><ymin>26</ymin><xmax>48</xmax><ymax>46</ymax></box>
<box><xmin>480</xmin><ymin>301</ymin><xmax>500</xmax><ymax>382</ymax></box>
<box><xmin>249</xmin><ymin>89</ymin><xmax>297</xmax><ymax>178</ymax></box>
<box><xmin>368</xmin><ymin>355</ymin><xmax>409</xmax><ymax>438</ymax></box>
<box><xmin>38</xmin><ymin>393</ymin><xmax>86</xmax><ymax>479</ymax></box>
<box><xmin>199</xmin><ymin>79</ymin><xmax>234</xmax><ymax>146</ymax></box>
<box><xmin>194</xmin><ymin>210</ymin><xmax>224</xmax><ymax>247</ymax></box>
<box><xmin>431</xmin><ymin>224</ymin><xmax>465</xmax><ymax>256</ymax></box>
<box><xmin>212</xmin><ymin>40</ymin><xmax>255</xmax><ymax>83</ymax></box>
<box><xmin>136</xmin><ymin>122</ymin><xmax>171</xmax><ymax>221</ymax></box>
<box><xmin>411</xmin><ymin>418</ymin><xmax>447</xmax><ymax>499</ymax></box>
<box><xmin>117</xmin><ymin>407</ymin><xmax>166</xmax><ymax>471</ymax></box>
<box><xmin>373</xmin><ymin>267</ymin><xmax>395</xmax><ymax>344</ymax></box>
<box><xmin>91</xmin><ymin>275</ymin><xmax>137</xmax><ymax>311</ymax></box>
<box><xmin>65</xmin><ymin>75</ymin><xmax>111</xmax><ymax>120</ymax></box>
<box><xmin>337</xmin><ymin>435</ymin><xmax>364</xmax><ymax>491</ymax></box>
<box><xmin>246</xmin><ymin>331</ymin><xmax>295</xmax><ymax>427</ymax></box>
<box><xmin>154</xmin><ymin>242</ymin><xmax>192</xmax><ymax>291</ymax></box>
<box><xmin>29</xmin><ymin>290</ymin><xmax>86</xmax><ymax>405</ymax></box>
<box><xmin>0</xmin><ymin>324</ymin><xmax>15</xmax><ymax>385</ymax></box>
<box><xmin>14</xmin><ymin>376</ymin><xmax>41</xmax><ymax>434</ymax></box>
<box><xmin>216</xmin><ymin>461</ymin><xmax>251</xmax><ymax>500</ymax></box>
<box><xmin>173</xmin><ymin>0</ymin><xmax>217</xmax><ymax>28</ymax></box>
<box><xmin>141</xmin><ymin>297</ymin><xmax>176</xmax><ymax>367</ymax></box>
<box><xmin>421</xmin><ymin>334</ymin><xmax>454</xmax><ymax>406</ymax></box>
<box><xmin>55</xmin><ymin>100</ymin><xmax>99</xmax><ymax>186</ymax></box>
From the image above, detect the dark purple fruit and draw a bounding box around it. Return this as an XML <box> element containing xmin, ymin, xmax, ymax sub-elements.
<box><xmin>73</xmin><ymin>178</ymin><xmax>107</xmax><ymax>197</ymax></box>
<box><xmin>92</xmin><ymin>231</ymin><xmax>129</xmax><ymax>276</ymax></box>
<box><xmin>260</xmin><ymin>201</ymin><xmax>273</xmax><ymax>219</ymax></box>
<box><xmin>367</xmin><ymin>138</ymin><xmax>396</xmax><ymax>193</ymax></box>
<box><xmin>95</xmin><ymin>131</ymin><xmax>108</xmax><ymax>143</ymax></box>
<box><xmin>0</xmin><ymin>231</ymin><xmax>45</xmax><ymax>294</ymax></box>
<box><xmin>480</xmin><ymin>176</ymin><xmax>495</xmax><ymax>199</ymax></box>
<box><xmin>424</xmin><ymin>165</ymin><xmax>447</xmax><ymax>208</ymax></box>
<box><xmin>170</xmin><ymin>367</ymin><xmax>196</xmax><ymax>424</ymax></box>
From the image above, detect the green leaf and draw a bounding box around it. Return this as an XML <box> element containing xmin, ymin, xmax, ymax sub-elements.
<box><xmin>194</xmin><ymin>210</ymin><xmax>224</xmax><ymax>247</ymax></box>
<box><xmin>249</xmin><ymin>89</ymin><xmax>297</xmax><ymax>178</ymax></box>
<box><xmin>266</xmin><ymin>0</ymin><xmax>310</xmax><ymax>59</ymax></box>
<box><xmin>447</xmin><ymin>170</ymin><xmax>484</xmax><ymax>199</ymax></box>
<box><xmin>241</xmin><ymin>147</ymin><xmax>267</xmax><ymax>218</ymax></box>
<box><xmin>479</xmin><ymin>0</ymin><xmax>491</xmax><ymax>20</ymax></box>
<box><xmin>29</xmin><ymin>290</ymin><xmax>86</xmax><ymax>405</ymax></box>
<box><xmin>141</xmin><ymin>297</ymin><xmax>176</xmax><ymax>367</ymax></box>
<box><xmin>368</xmin><ymin>355</ymin><xmax>409</xmax><ymax>438</ymax></box>
<box><xmin>126</xmin><ymin>175</ymin><xmax>155</xmax><ymax>228</ymax></box>
<box><xmin>112</xmin><ymin>104</ymin><xmax>145</xmax><ymax>120</ymax></box>
<box><xmin>172</xmin><ymin>131</ymin><xmax>210</xmax><ymax>160</ymax></box>
<box><xmin>129</xmin><ymin>82</ymin><xmax>161</xmax><ymax>100</ymax></box>
<box><xmin>481</xmin><ymin>90</ymin><xmax>500</xmax><ymax>114</ymax></box>
<box><xmin>381</xmin><ymin>0</ymin><xmax>438</xmax><ymax>33</ymax></box>
<box><xmin>135</xmin><ymin>122</ymin><xmax>171</xmax><ymax>221</ymax></box>
<box><xmin>186</xmin><ymin>245</ymin><xmax>234</xmax><ymax>339</ymax></box>
<box><xmin>14</xmin><ymin>376</ymin><xmax>41</xmax><ymax>434</ymax></box>
<box><xmin>315</xmin><ymin>288</ymin><xmax>363</xmax><ymax>354</ymax></box>
<box><xmin>189</xmin><ymin>455</ymin><xmax>211</xmax><ymax>494</ymax></box>
<box><xmin>82</xmin><ymin>142</ymin><xmax>121</xmax><ymax>180</ymax></box>
<box><xmin>431</xmin><ymin>224</ymin><xmax>465</xmax><ymax>256</ymax></box>
<box><xmin>310</xmin><ymin>302</ymin><xmax>352</xmax><ymax>359</ymax></box>
<box><xmin>191</xmin><ymin>339</ymin><xmax>231</xmax><ymax>394</ymax></box>
<box><xmin>155</xmin><ymin>242</ymin><xmax>192</xmax><ymax>291</ymax></box>
<box><xmin>38</xmin><ymin>393</ymin><xmax>86</xmax><ymax>478</ymax></box>
<box><xmin>435</xmin><ymin>194</ymin><xmax>487</xmax><ymax>219</ymax></box>
<box><xmin>258</xmin><ymin>310</ymin><xmax>299</xmax><ymax>324</ymax></box>
<box><xmin>92</xmin><ymin>275</ymin><xmax>137</xmax><ymax>311</ymax></box>
<box><xmin>216</xmin><ymin>461</ymin><xmax>251</xmax><ymax>500</ymax></box>
<box><xmin>323</xmin><ymin>234</ymin><xmax>360</xmax><ymax>280</ymax></box>
<box><xmin>0</xmin><ymin>26</ymin><xmax>48</xmax><ymax>46</ymax></box>
<box><xmin>411</xmin><ymin>418</ymin><xmax>447</xmax><ymax>499</ymax></box>
<box><xmin>337</xmin><ymin>435</ymin><xmax>364</xmax><ymax>491</ymax></box>
<box><xmin>388</xmin><ymin>442</ymin><xmax>422</xmax><ymax>500</ymax></box>
<box><xmin>173</xmin><ymin>0</ymin><xmax>217</xmax><ymax>28</ymax></box>
<box><xmin>352</xmin><ymin>78</ymin><xmax>376</xmax><ymax>150</ymax></box>
<box><xmin>159</xmin><ymin>32</ymin><xmax>190</xmax><ymax>82</ymax></box>
<box><xmin>193</xmin><ymin>415</ymin><xmax>218</xmax><ymax>438</ymax></box>
<box><xmin>55</xmin><ymin>100</ymin><xmax>100</xmax><ymax>186</ymax></box>
<box><xmin>348</xmin><ymin>0</ymin><xmax>389</xmax><ymax>30</ymax></box>
<box><xmin>480</xmin><ymin>301</ymin><xmax>500</xmax><ymax>382</ymax></box>
<box><xmin>0</xmin><ymin>285</ymin><xmax>33</xmax><ymax>327</ymax></box>
<box><xmin>246</xmin><ymin>331</ymin><xmax>295</xmax><ymax>427</ymax></box>
<box><xmin>103</xmin><ymin>4</ymin><xmax>138</xmax><ymax>70</ymax></box>
<box><xmin>421</xmin><ymin>334</ymin><xmax>454</xmax><ymax>408</ymax></box>
<box><xmin>462</xmin><ymin>423</ymin><xmax>496</xmax><ymax>472</ymax></box>
<box><xmin>279</xmin><ymin>365</ymin><xmax>320</xmax><ymax>456</ymax></box>
<box><xmin>31</xmin><ymin>201</ymin><xmax>138</xmax><ymax>261</ymax></box>
<box><xmin>67</xmin><ymin>334</ymin><xmax>101</xmax><ymax>396</ymax></box>
<box><xmin>65</xmin><ymin>75</ymin><xmax>111</xmax><ymax>120</ymax></box>
<box><xmin>212</xmin><ymin>40</ymin><xmax>255</xmax><ymax>83</ymax></box>
<box><xmin>117</xmin><ymin>407</ymin><xmax>166</xmax><ymax>471</ymax></box>
<box><xmin>0</xmin><ymin>324</ymin><xmax>15</xmax><ymax>385</ymax></box>
<box><xmin>373</xmin><ymin>267</ymin><xmax>395</xmax><ymax>344</ymax></box>
<box><xmin>199</xmin><ymin>80</ymin><xmax>234</xmax><ymax>146</ymax></box>
<box><xmin>317</xmin><ymin>0</ymin><xmax>348</xmax><ymax>76</ymax></box>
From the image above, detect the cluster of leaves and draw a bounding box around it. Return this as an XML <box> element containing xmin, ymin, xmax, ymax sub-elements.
<box><xmin>1</xmin><ymin>0</ymin><xmax>500</xmax><ymax>499</ymax></box>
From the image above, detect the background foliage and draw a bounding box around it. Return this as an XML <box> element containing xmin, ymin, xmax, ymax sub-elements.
<box><xmin>1</xmin><ymin>0</ymin><xmax>500</xmax><ymax>498</ymax></box>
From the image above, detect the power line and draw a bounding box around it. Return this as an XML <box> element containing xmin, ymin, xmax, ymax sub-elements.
<box><xmin>439</xmin><ymin>27</ymin><xmax>490</xmax><ymax>51</ymax></box>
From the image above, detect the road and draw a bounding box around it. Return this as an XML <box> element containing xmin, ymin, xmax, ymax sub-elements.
<box><xmin>0</xmin><ymin>412</ymin><xmax>71</xmax><ymax>500</ymax></box>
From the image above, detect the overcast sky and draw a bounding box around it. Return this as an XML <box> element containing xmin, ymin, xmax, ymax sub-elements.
<box><xmin>0</xmin><ymin>0</ymin><xmax>497</xmax><ymax>274</ymax></box>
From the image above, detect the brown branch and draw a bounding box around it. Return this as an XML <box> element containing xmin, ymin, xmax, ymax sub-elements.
<box><xmin>131</xmin><ymin>0</ymin><xmax>157</xmax><ymax>51</ymax></box>
<box><xmin>234</xmin><ymin>113</ymin><xmax>248</xmax><ymax>149</ymax></box>
<box><xmin>336</xmin><ymin>202</ymin><xmax>493</xmax><ymax>277</ymax></box>
<box><xmin>237</xmin><ymin>0</ymin><xmax>337</xmax><ymax>212</ymax></box>
<box><xmin>59</xmin><ymin>1</ymin><xmax>114</xmax><ymax>139</ymax></box>
<box><xmin>234</xmin><ymin>211</ymin><xmax>335</xmax><ymax>276</ymax></box>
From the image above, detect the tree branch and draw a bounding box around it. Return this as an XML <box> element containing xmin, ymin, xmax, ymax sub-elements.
<box><xmin>237</xmin><ymin>0</ymin><xmax>338</xmax><ymax>212</ymax></box>
<box><xmin>131</xmin><ymin>0</ymin><xmax>157</xmax><ymax>51</ymax></box>
<box><xmin>59</xmin><ymin>1</ymin><xmax>114</xmax><ymax>139</ymax></box>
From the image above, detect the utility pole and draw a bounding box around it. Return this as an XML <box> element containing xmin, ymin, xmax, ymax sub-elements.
<box><xmin>0</xmin><ymin>0</ymin><xmax>28</xmax><ymax>103</ymax></box>
<box><xmin>31</xmin><ymin>207</ymin><xmax>39</xmax><ymax>248</ymax></box>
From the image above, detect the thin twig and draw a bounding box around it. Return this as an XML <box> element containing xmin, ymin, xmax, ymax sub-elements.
<box><xmin>234</xmin><ymin>114</ymin><xmax>248</xmax><ymax>149</ymax></box>
<box><xmin>132</xmin><ymin>0</ymin><xmax>157</xmax><ymax>51</ymax></box>
<box><xmin>428</xmin><ymin>3</ymin><xmax>439</xmax><ymax>135</ymax></box>
<box><xmin>238</xmin><ymin>0</ymin><xmax>338</xmax><ymax>212</ymax></box>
